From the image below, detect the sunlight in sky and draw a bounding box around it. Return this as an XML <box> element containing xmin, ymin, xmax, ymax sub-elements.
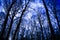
<box><xmin>30</xmin><ymin>2</ymin><xmax>44</xmax><ymax>9</ymax></box>
<box><xmin>27</xmin><ymin>12</ymin><xmax>32</xmax><ymax>19</ymax></box>
<box><xmin>35</xmin><ymin>0</ymin><xmax>40</xmax><ymax>3</ymax></box>
<box><xmin>24</xmin><ymin>12</ymin><xmax>32</xmax><ymax>20</ymax></box>
<box><xmin>25</xmin><ymin>24</ymin><xmax>29</xmax><ymax>30</ymax></box>
<box><xmin>14</xmin><ymin>13</ymin><xmax>21</xmax><ymax>19</ymax></box>
<box><xmin>16</xmin><ymin>13</ymin><xmax>21</xmax><ymax>17</ymax></box>
<box><xmin>30</xmin><ymin>2</ymin><xmax>36</xmax><ymax>8</ymax></box>
<box><xmin>9</xmin><ymin>36</ymin><xmax>11</xmax><ymax>40</ymax></box>
<box><xmin>0</xmin><ymin>6</ymin><xmax>5</xmax><ymax>13</ymax></box>
<box><xmin>14</xmin><ymin>17</ymin><xmax>16</xmax><ymax>19</ymax></box>
<box><xmin>29</xmin><ymin>26</ymin><xmax>31</xmax><ymax>30</ymax></box>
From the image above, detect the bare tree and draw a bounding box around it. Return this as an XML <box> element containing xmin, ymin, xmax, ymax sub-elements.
<box><xmin>42</xmin><ymin>0</ymin><xmax>56</xmax><ymax>40</ymax></box>
<box><xmin>12</xmin><ymin>0</ymin><xmax>30</xmax><ymax>40</ymax></box>
<box><xmin>0</xmin><ymin>0</ymin><xmax>59</xmax><ymax>40</ymax></box>
<box><xmin>0</xmin><ymin>0</ymin><xmax>16</xmax><ymax>40</ymax></box>
<box><xmin>53</xmin><ymin>0</ymin><xmax>60</xmax><ymax>30</ymax></box>
<box><xmin>29</xmin><ymin>7</ymin><xmax>44</xmax><ymax>40</ymax></box>
<box><xmin>52</xmin><ymin>0</ymin><xmax>60</xmax><ymax>39</ymax></box>
<box><xmin>4</xmin><ymin>1</ymin><xmax>24</xmax><ymax>39</ymax></box>
<box><xmin>37</xmin><ymin>14</ymin><xmax>44</xmax><ymax>40</ymax></box>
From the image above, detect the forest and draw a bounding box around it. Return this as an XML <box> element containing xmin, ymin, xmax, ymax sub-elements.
<box><xmin>0</xmin><ymin>0</ymin><xmax>60</xmax><ymax>40</ymax></box>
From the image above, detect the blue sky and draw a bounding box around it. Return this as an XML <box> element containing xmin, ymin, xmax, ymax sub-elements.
<box><xmin>56</xmin><ymin>0</ymin><xmax>60</xmax><ymax>8</ymax></box>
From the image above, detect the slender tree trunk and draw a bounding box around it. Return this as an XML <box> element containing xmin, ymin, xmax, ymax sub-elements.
<box><xmin>5</xmin><ymin>11</ymin><xmax>16</xmax><ymax>40</ymax></box>
<box><xmin>53</xmin><ymin>0</ymin><xmax>60</xmax><ymax>31</ymax></box>
<box><xmin>42</xmin><ymin>0</ymin><xmax>55</xmax><ymax>40</ymax></box>
<box><xmin>53</xmin><ymin>0</ymin><xmax>60</xmax><ymax>39</ymax></box>
<box><xmin>37</xmin><ymin>14</ymin><xmax>44</xmax><ymax>40</ymax></box>
<box><xmin>5</xmin><ymin>5</ymin><xmax>21</xmax><ymax>40</ymax></box>
<box><xmin>0</xmin><ymin>0</ymin><xmax>16</xmax><ymax>40</ymax></box>
<box><xmin>12</xmin><ymin>0</ymin><xmax>30</xmax><ymax>40</ymax></box>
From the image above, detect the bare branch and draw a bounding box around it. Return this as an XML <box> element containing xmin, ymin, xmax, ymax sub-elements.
<box><xmin>0</xmin><ymin>0</ymin><xmax>16</xmax><ymax>40</ymax></box>
<box><xmin>12</xmin><ymin>0</ymin><xmax>30</xmax><ymax>40</ymax></box>
<box><xmin>42</xmin><ymin>0</ymin><xmax>55</xmax><ymax>40</ymax></box>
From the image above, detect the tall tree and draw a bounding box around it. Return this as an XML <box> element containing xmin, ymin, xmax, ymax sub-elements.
<box><xmin>29</xmin><ymin>8</ymin><xmax>44</xmax><ymax>40</ymax></box>
<box><xmin>52</xmin><ymin>0</ymin><xmax>60</xmax><ymax>39</ymax></box>
<box><xmin>42</xmin><ymin>0</ymin><xmax>56</xmax><ymax>40</ymax></box>
<box><xmin>53</xmin><ymin>0</ymin><xmax>60</xmax><ymax>30</ymax></box>
<box><xmin>12</xmin><ymin>0</ymin><xmax>30</xmax><ymax>40</ymax></box>
<box><xmin>0</xmin><ymin>0</ymin><xmax>16</xmax><ymax>40</ymax></box>
<box><xmin>37</xmin><ymin>14</ymin><xmax>44</xmax><ymax>40</ymax></box>
<box><xmin>5</xmin><ymin>2</ymin><xmax>23</xmax><ymax>40</ymax></box>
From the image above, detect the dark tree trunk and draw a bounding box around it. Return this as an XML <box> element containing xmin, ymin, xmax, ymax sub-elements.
<box><xmin>5</xmin><ymin>11</ymin><xmax>16</xmax><ymax>40</ymax></box>
<box><xmin>0</xmin><ymin>0</ymin><xmax>16</xmax><ymax>40</ymax></box>
<box><xmin>53</xmin><ymin>0</ymin><xmax>60</xmax><ymax>39</ymax></box>
<box><xmin>53</xmin><ymin>0</ymin><xmax>60</xmax><ymax>30</ymax></box>
<box><xmin>42</xmin><ymin>0</ymin><xmax>55</xmax><ymax>40</ymax></box>
<box><xmin>12</xmin><ymin>0</ymin><xmax>30</xmax><ymax>40</ymax></box>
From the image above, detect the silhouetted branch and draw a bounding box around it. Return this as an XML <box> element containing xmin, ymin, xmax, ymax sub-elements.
<box><xmin>37</xmin><ymin>14</ymin><xmax>44</xmax><ymax>40</ymax></box>
<box><xmin>42</xmin><ymin>0</ymin><xmax>55</xmax><ymax>40</ymax></box>
<box><xmin>52</xmin><ymin>0</ymin><xmax>60</xmax><ymax>39</ymax></box>
<box><xmin>53</xmin><ymin>0</ymin><xmax>60</xmax><ymax>30</ymax></box>
<box><xmin>4</xmin><ymin>4</ymin><xmax>23</xmax><ymax>40</ymax></box>
<box><xmin>0</xmin><ymin>0</ymin><xmax>16</xmax><ymax>40</ymax></box>
<box><xmin>28</xmin><ymin>6</ymin><xmax>44</xmax><ymax>40</ymax></box>
<box><xmin>5</xmin><ymin>10</ymin><xmax>17</xmax><ymax>40</ymax></box>
<box><xmin>12</xmin><ymin>0</ymin><xmax>30</xmax><ymax>40</ymax></box>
